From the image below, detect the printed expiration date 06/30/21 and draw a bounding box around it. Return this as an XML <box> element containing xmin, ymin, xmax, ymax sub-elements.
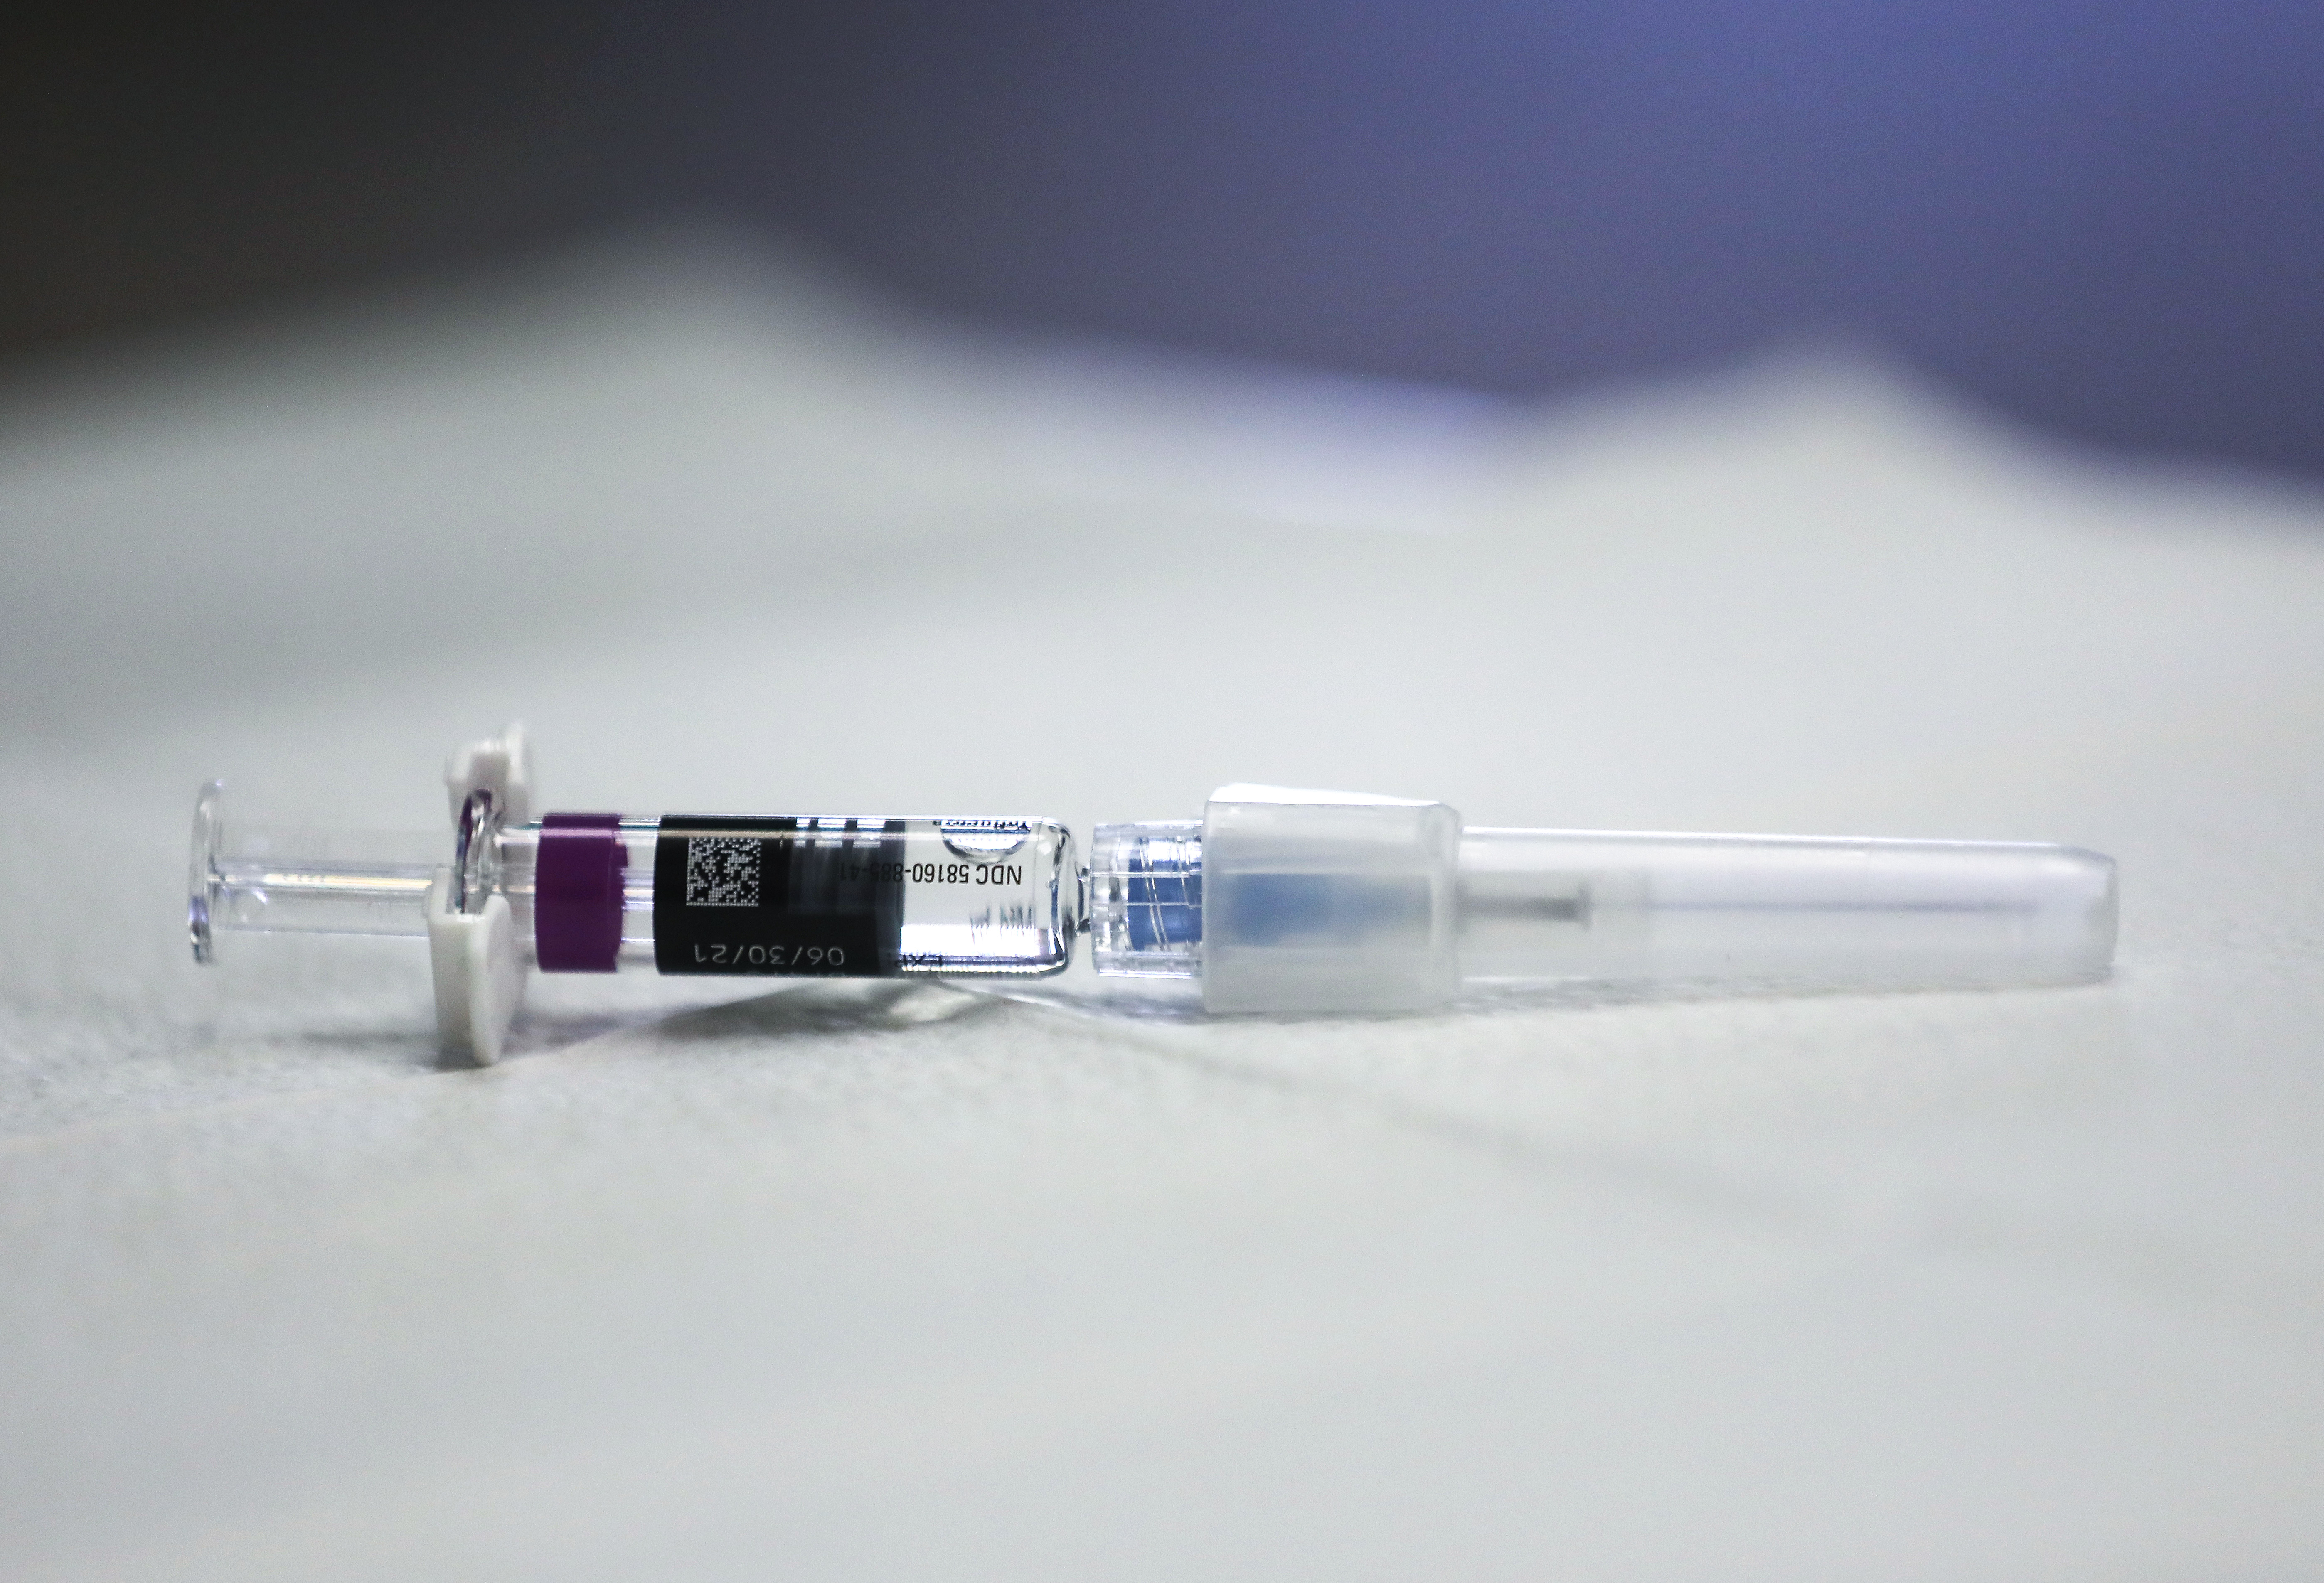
<box><xmin>687</xmin><ymin>942</ymin><xmax>847</xmax><ymax>969</ymax></box>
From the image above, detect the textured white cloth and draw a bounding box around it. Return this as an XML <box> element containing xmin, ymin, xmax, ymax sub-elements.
<box><xmin>3</xmin><ymin>235</ymin><xmax>2322</xmax><ymax>1579</ymax></box>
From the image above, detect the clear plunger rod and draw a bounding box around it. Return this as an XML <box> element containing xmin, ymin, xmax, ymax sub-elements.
<box><xmin>189</xmin><ymin>782</ymin><xmax>439</xmax><ymax>958</ymax></box>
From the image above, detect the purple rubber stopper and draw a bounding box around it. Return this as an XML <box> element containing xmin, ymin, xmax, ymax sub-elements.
<box><xmin>535</xmin><ymin>813</ymin><xmax>625</xmax><ymax>973</ymax></box>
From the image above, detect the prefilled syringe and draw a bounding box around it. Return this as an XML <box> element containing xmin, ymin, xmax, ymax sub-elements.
<box><xmin>189</xmin><ymin>738</ymin><xmax>2115</xmax><ymax>1057</ymax></box>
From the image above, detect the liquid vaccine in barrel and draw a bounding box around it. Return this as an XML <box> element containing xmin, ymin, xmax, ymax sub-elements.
<box><xmin>191</xmin><ymin>786</ymin><xmax>1081</xmax><ymax>980</ymax></box>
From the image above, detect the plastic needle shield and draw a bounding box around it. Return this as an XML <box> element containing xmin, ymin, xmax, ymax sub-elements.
<box><xmin>189</xmin><ymin>733</ymin><xmax>2116</xmax><ymax>1057</ymax></box>
<box><xmin>1088</xmin><ymin>785</ymin><xmax>2115</xmax><ymax>1013</ymax></box>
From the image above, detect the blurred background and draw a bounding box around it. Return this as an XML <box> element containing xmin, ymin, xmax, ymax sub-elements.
<box><xmin>8</xmin><ymin>0</ymin><xmax>2322</xmax><ymax>477</ymax></box>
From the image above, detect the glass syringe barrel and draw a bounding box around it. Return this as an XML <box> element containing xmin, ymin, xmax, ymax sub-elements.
<box><xmin>190</xmin><ymin>786</ymin><xmax>1079</xmax><ymax>978</ymax></box>
<box><xmin>1088</xmin><ymin>790</ymin><xmax>2117</xmax><ymax>1012</ymax></box>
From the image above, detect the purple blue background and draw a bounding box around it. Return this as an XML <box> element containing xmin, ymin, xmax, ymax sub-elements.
<box><xmin>7</xmin><ymin>2</ymin><xmax>2321</xmax><ymax>475</ymax></box>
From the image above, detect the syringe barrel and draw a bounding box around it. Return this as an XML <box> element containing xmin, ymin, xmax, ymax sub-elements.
<box><xmin>190</xmin><ymin>786</ymin><xmax>1079</xmax><ymax>979</ymax></box>
<box><xmin>495</xmin><ymin>816</ymin><xmax>1078</xmax><ymax>978</ymax></box>
<box><xmin>1457</xmin><ymin>828</ymin><xmax>2117</xmax><ymax>990</ymax></box>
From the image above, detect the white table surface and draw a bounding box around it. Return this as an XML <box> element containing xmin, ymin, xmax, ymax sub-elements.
<box><xmin>4</xmin><ymin>234</ymin><xmax>2322</xmax><ymax>1580</ymax></box>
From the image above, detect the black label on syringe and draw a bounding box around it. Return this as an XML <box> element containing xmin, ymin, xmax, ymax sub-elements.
<box><xmin>653</xmin><ymin>816</ymin><xmax>905</xmax><ymax>976</ymax></box>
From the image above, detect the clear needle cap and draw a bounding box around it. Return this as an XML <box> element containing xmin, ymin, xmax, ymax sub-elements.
<box><xmin>1089</xmin><ymin>785</ymin><xmax>2116</xmax><ymax>1013</ymax></box>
